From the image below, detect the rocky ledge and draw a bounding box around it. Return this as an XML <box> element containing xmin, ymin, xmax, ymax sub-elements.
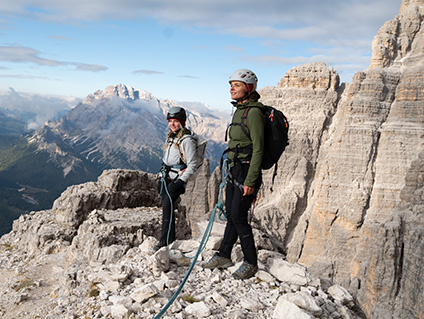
<box><xmin>0</xmin><ymin>169</ymin><xmax>365</xmax><ymax>319</ymax></box>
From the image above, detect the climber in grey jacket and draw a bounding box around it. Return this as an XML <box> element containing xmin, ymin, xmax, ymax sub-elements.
<box><xmin>157</xmin><ymin>106</ymin><xmax>197</xmax><ymax>250</ymax></box>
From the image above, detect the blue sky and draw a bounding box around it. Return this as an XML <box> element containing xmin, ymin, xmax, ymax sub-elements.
<box><xmin>0</xmin><ymin>0</ymin><xmax>401</xmax><ymax>112</ymax></box>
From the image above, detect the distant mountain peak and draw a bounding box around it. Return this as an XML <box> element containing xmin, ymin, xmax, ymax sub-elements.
<box><xmin>83</xmin><ymin>84</ymin><xmax>157</xmax><ymax>103</ymax></box>
<box><xmin>103</xmin><ymin>84</ymin><xmax>138</xmax><ymax>99</ymax></box>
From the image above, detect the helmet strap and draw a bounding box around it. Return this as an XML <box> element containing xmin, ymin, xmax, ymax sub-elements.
<box><xmin>245</xmin><ymin>83</ymin><xmax>255</xmax><ymax>93</ymax></box>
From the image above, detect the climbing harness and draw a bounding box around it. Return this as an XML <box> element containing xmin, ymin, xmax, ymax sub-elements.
<box><xmin>153</xmin><ymin>160</ymin><xmax>228</xmax><ymax>319</ymax></box>
<box><xmin>159</xmin><ymin>160</ymin><xmax>227</xmax><ymax>257</ymax></box>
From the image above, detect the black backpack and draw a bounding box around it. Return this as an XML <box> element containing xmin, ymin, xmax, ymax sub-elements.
<box><xmin>227</xmin><ymin>105</ymin><xmax>289</xmax><ymax>190</ymax></box>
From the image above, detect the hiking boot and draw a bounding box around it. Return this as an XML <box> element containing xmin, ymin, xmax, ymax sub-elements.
<box><xmin>232</xmin><ymin>262</ymin><xmax>258</xmax><ymax>280</ymax></box>
<box><xmin>203</xmin><ymin>254</ymin><xmax>234</xmax><ymax>269</ymax></box>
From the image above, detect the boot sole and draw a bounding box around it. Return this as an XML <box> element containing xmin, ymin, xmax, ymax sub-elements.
<box><xmin>203</xmin><ymin>260</ymin><xmax>234</xmax><ymax>269</ymax></box>
<box><xmin>232</xmin><ymin>266</ymin><xmax>258</xmax><ymax>280</ymax></box>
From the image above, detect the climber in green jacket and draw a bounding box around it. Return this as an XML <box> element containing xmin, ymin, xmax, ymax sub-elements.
<box><xmin>226</xmin><ymin>99</ymin><xmax>265</xmax><ymax>189</ymax></box>
<box><xmin>203</xmin><ymin>69</ymin><xmax>265</xmax><ymax>280</ymax></box>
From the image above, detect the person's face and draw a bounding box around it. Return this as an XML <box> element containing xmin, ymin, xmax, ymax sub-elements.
<box><xmin>230</xmin><ymin>81</ymin><xmax>248</xmax><ymax>102</ymax></box>
<box><xmin>168</xmin><ymin>119</ymin><xmax>181</xmax><ymax>133</ymax></box>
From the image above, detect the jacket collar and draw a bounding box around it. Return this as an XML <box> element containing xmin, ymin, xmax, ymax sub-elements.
<box><xmin>231</xmin><ymin>99</ymin><xmax>264</xmax><ymax>110</ymax></box>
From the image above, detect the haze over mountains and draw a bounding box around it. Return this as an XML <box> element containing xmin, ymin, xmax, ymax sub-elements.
<box><xmin>0</xmin><ymin>84</ymin><xmax>229</xmax><ymax>234</ymax></box>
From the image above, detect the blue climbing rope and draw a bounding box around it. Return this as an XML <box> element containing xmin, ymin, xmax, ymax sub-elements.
<box><xmin>159</xmin><ymin>169</ymin><xmax>179</xmax><ymax>257</ymax></box>
<box><xmin>159</xmin><ymin>161</ymin><xmax>226</xmax><ymax>258</ymax></box>
<box><xmin>153</xmin><ymin>160</ymin><xmax>228</xmax><ymax>319</ymax></box>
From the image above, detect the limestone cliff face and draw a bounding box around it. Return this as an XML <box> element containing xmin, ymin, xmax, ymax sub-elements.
<box><xmin>370</xmin><ymin>0</ymin><xmax>424</xmax><ymax>68</ymax></box>
<box><xmin>249</xmin><ymin>1</ymin><xmax>424</xmax><ymax>318</ymax></box>
<box><xmin>256</xmin><ymin>62</ymin><xmax>340</xmax><ymax>251</ymax></box>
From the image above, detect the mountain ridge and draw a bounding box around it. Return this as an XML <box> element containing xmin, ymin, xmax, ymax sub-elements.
<box><xmin>36</xmin><ymin>83</ymin><xmax>228</xmax><ymax>172</ymax></box>
<box><xmin>0</xmin><ymin>84</ymin><xmax>229</xmax><ymax>235</ymax></box>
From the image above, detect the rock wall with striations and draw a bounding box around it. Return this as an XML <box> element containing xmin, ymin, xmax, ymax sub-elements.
<box><xmin>256</xmin><ymin>62</ymin><xmax>341</xmax><ymax>252</ymax></box>
<box><xmin>249</xmin><ymin>1</ymin><xmax>424</xmax><ymax>318</ymax></box>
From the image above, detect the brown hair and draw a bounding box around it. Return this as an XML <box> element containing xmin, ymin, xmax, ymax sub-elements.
<box><xmin>248</xmin><ymin>90</ymin><xmax>261</xmax><ymax>102</ymax></box>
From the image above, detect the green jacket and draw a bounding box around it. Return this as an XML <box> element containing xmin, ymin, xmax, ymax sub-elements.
<box><xmin>228</xmin><ymin>100</ymin><xmax>265</xmax><ymax>187</ymax></box>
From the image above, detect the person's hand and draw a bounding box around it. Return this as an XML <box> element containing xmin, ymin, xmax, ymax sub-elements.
<box><xmin>168</xmin><ymin>179</ymin><xmax>186</xmax><ymax>194</ymax></box>
<box><xmin>243</xmin><ymin>185</ymin><xmax>254</xmax><ymax>196</ymax></box>
<box><xmin>174</xmin><ymin>179</ymin><xmax>186</xmax><ymax>189</ymax></box>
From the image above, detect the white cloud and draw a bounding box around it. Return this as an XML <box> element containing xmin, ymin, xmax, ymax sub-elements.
<box><xmin>133</xmin><ymin>70</ymin><xmax>164</xmax><ymax>75</ymax></box>
<box><xmin>0</xmin><ymin>1</ymin><xmax>399</xmax><ymax>70</ymax></box>
<box><xmin>0</xmin><ymin>45</ymin><xmax>65</xmax><ymax>66</ymax></box>
<box><xmin>177</xmin><ymin>75</ymin><xmax>198</xmax><ymax>79</ymax></box>
<box><xmin>74</xmin><ymin>64</ymin><xmax>108</xmax><ymax>72</ymax></box>
<box><xmin>0</xmin><ymin>74</ymin><xmax>52</xmax><ymax>80</ymax></box>
<box><xmin>0</xmin><ymin>45</ymin><xmax>108</xmax><ymax>72</ymax></box>
<box><xmin>1</xmin><ymin>1</ymin><xmax>400</xmax><ymax>40</ymax></box>
<box><xmin>0</xmin><ymin>88</ymin><xmax>79</xmax><ymax>129</ymax></box>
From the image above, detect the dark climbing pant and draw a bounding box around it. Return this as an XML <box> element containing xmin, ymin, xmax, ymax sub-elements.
<box><xmin>160</xmin><ymin>179</ymin><xmax>185</xmax><ymax>245</ymax></box>
<box><xmin>218</xmin><ymin>163</ymin><xmax>261</xmax><ymax>266</ymax></box>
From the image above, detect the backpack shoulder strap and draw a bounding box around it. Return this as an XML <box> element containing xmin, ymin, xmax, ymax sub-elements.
<box><xmin>225</xmin><ymin>107</ymin><xmax>253</xmax><ymax>142</ymax></box>
<box><xmin>239</xmin><ymin>106</ymin><xmax>265</xmax><ymax>140</ymax></box>
<box><xmin>240</xmin><ymin>107</ymin><xmax>252</xmax><ymax>139</ymax></box>
<box><xmin>176</xmin><ymin>130</ymin><xmax>193</xmax><ymax>165</ymax></box>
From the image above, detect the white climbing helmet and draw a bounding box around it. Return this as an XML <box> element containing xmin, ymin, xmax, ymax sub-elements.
<box><xmin>229</xmin><ymin>69</ymin><xmax>258</xmax><ymax>92</ymax></box>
